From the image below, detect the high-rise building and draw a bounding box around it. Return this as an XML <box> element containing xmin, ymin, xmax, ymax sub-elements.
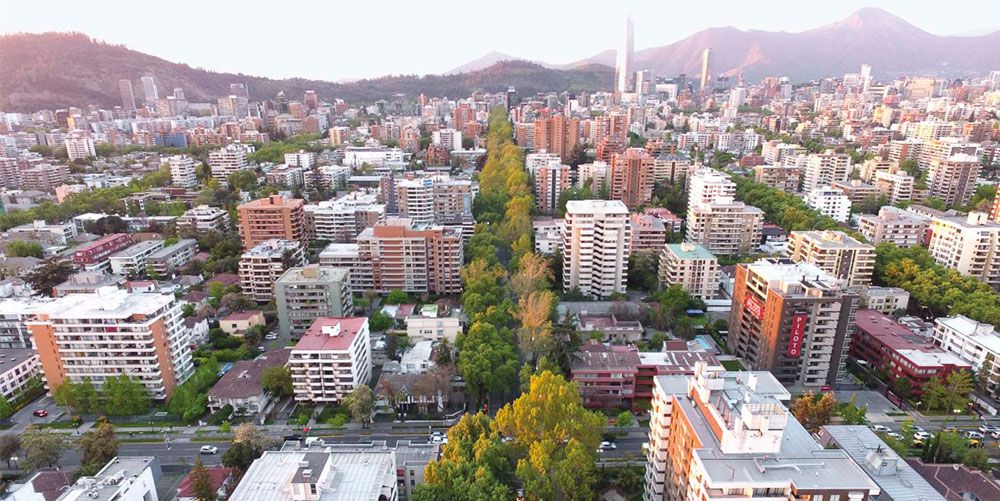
<box><xmin>208</xmin><ymin>144</ymin><xmax>250</xmax><ymax>183</ymax></box>
<box><xmin>237</xmin><ymin>195</ymin><xmax>306</xmax><ymax>249</ymax></box>
<box><xmin>687</xmin><ymin>167</ymin><xmax>736</xmax><ymax>208</ymax></box>
<box><xmin>857</xmin><ymin>207</ymin><xmax>928</xmax><ymax>248</ymax></box>
<box><xmin>304</xmin><ymin>192</ymin><xmax>386</xmax><ymax>242</ymax></box>
<box><xmin>801</xmin><ymin>151</ymin><xmax>851</xmax><ymax>192</ymax></box>
<box><xmin>933</xmin><ymin>315</ymin><xmax>1000</xmax><ymax>398</ymax></box>
<box><xmin>928</xmin><ymin>212</ymin><xmax>1000</xmax><ymax>287</ymax></box>
<box><xmin>533</xmin><ymin>115</ymin><xmax>579</xmax><ymax>163</ymax></box>
<box><xmin>753</xmin><ymin>164</ymin><xmax>801</xmax><ymax>193</ymax></box>
<box><xmin>356</xmin><ymin>218</ymin><xmax>464</xmax><ymax>295</ymax></box>
<box><xmin>699</xmin><ymin>48</ymin><xmax>713</xmax><ymax>92</ymax></box>
<box><xmin>239</xmin><ymin>239</ymin><xmax>306</xmax><ymax>302</ymax></box>
<box><xmin>610</xmin><ymin>148</ymin><xmax>654</xmax><ymax>209</ymax></box>
<box><xmin>28</xmin><ymin>289</ymin><xmax>193</xmax><ymax>400</ymax></box>
<box><xmin>177</xmin><ymin>205</ymin><xmax>231</xmax><ymax>235</ymax></box>
<box><xmin>804</xmin><ymin>186</ymin><xmax>851</xmax><ymax>222</ymax></box>
<box><xmin>787</xmin><ymin>230</ymin><xmax>876</xmax><ymax>286</ymax></box>
<box><xmin>165</xmin><ymin>155</ymin><xmax>198</xmax><ymax>188</ymax></box>
<box><xmin>303</xmin><ymin>90</ymin><xmax>318</xmax><ymax>110</ymax></box>
<box><xmin>275</xmin><ymin>265</ymin><xmax>354</xmax><ymax>337</ymax></box>
<box><xmin>562</xmin><ymin>200</ymin><xmax>631</xmax><ymax>298</ymax></box>
<box><xmin>289</xmin><ymin>317</ymin><xmax>372</xmax><ymax>403</ymax></box>
<box><xmin>926</xmin><ymin>153</ymin><xmax>981</xmax><ymax>206</ymax></box>
<box><xmin>729</xmin><ymin>258</ymin><xmax>859</xmax><ymax>388</ymax></box>
<box><xmin>873</xmin><ymin>170</ymin><xmax>915</xmax><ymax>204</ymax></box>
<box><xmin>140</xmin><ymin>76</ymin><xmax>158</xmax><ymax>104</ymax></box>
<box><xmin>629</xmin><ymin>213</ymin><xmax>667</xmax><ymax>254</ymax></box>
<box><xmin>118</xmin><ymin>79</ymin><xmax>136</xmax><ymax>111</ymax></box>
<box><xmin>615</xmin><ymin>15</ymin><xmax>634</xmax><ymax>95</ymax></box>
<box><xmin>394</xmin><ymin>175</ymin><xmax>476</xmax><ymax>227</ymax></box>
<box><xmin>658</xmin><ymin>243</ymin><xmax>719</xmax><ymax>300</ymax></box>
<box><xmin>644</xmin><ymin>364</ymin><xmax>880</xmax><ymax>500</ymax></box>
<box><xmin>535</xmin><ymin>162</ymin><xmax>571</xmax><ymax>214</ymax></box>
<box><xmin>64</xmin><ymin>136</ymin><xmax>96</xmax><ymax>161</ymax></box>
<box><xmin>685</xmin><ymin>197</ymin><xmax>764</xmax><ymax>256</ymax></box>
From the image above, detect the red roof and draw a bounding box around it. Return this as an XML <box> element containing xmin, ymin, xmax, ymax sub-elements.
<box><xmin>177</xmin><ymin>467</ymin><xmax>233</xmax><ymax>498</ymax></box>
<box><xmin>855</xmin><ymin>309</ymin><xmax>936</xmax><ymax>349</ymax></box>
<box><xmin>294</xmin><ymin>317</ymin><xmax>368</xmax><ymax>351</ymax></box>
<box><xmin>222</xmin><ymin>310</ymin><xmax>263</xmax><ymax>321</ymax></box>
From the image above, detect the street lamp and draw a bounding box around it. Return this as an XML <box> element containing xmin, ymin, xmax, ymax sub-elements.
<box><xmin>10</xmin><ymin>456</ymin><xmax>18</xmax><ymax>469</ymax></box>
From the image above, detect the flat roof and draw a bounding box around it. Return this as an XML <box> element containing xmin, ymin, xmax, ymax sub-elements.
<box><xmin>30</xmin><ymin>289</ymin><xmax>175</xmax><ymax>321</ymax></box>
<box><xmin>110</xmin><ymin>240</ymin><xmax>163</xmax><ymax>258</ymax></box>
<box><xmin>821</xmin><ymin>426</ymin><xmax>943</xmax><ymax>501</ymax></box>
<box><xmin>231</xmin><ymin>450</ymin><xmax>395</xmax><ymax>501</ymax></box>
<box><xmin>294</xmin><ymin>317</ymin><xmax>368</xmax><ymax>352</ymax></box>
<box><xmin>0</xmin><ymin>348</ymin><xmax>36</xmax><ymax>374</ymax></box>
<box><xmin>664</xmin><ymin>243</ymin><xmax>715</xmax><ymax>260</ymax></box>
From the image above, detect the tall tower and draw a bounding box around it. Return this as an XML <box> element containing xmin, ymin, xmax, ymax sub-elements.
<box><xmin>700</xmin><ymin>48</ymin><xmax>713</xmax><ymax>93</ymax></box>
<box><xmin>118</xmin><ymin>79</ymin><xmax>136</xmax><ymax>111</ymax></box>
<box><xmin>140</xmin><ymin>76</ymin><xmax>159</xmax><ymax>104</ymax></box>
<box><xmin>615</xmin><ymin>15</ymin><xmax>634</xmax><ymax>95</ymax></box>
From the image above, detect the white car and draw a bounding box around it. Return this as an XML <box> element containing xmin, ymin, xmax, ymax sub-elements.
<box><xmin>886</xmin><ymin>432</ymin><xmax>904</xmax><ymax>440</ymax></box>
<box><xmin>597</xmin><ymin>441</ymin><xmax>617</xmax><ymax>452</ymax></box>
<box><xmin>265</xmin><ymin>333</ymin><xmax>278</xmax><ymax>340</ymax></box>
<box><xmin>991</xmin><ymin>430</ymin><xmax>1000</xmax><ymax>440</ymax></box>
<box><xmin>200</xmin><ymin>445</ymin><xmax>218</xmax><ymax>455</ymax></box>
<box><xmin>966</xmin><ymin>431</ymin><xmax>985</xmax><ymax>440</ymax></box>
<box><xmin>871</xmin><ymin>425</ymin><xmax>891</xmax><ymax>433</ymax></box>
<box><xmin>914</xmin><ymin>431</ymin><xmax>933</xmax><ymax>441</ymax></box>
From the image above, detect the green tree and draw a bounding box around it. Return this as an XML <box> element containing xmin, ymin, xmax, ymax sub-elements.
<box><xmin>102</xmin><ymin>375</ymin><xmax>150</xmax><ymax>416</ymax></box>
<box><xmin>76</xmin><ymin>419</ymin><xmax>119</xmax><ymax>476</ymax></box>
<box><xmin>19</xmin><ymin>425</ymin><xmax>64</xmax><ymax>470</ymax></box>
<box><xmin>384</xmin><ymin>289</ymin><xmax>412</xmax><ymax>304</ymax></box>
<box><xmin>416</xmin><ymin>412</ymin><xmax>512</xmax><ymax>501</ymax></box>
<box><xmin>368</xmin><ymin>311</ymin><xmax>394</xmax><ymax>332</ymax></box>
<box><xmin>260</xmin><ymin>366</ymin><xmax>293</xmax><ymax>398</ymax></box>
<box><xmin>25</xmin><ymin>259</ymin><xmax>75</xmax><ymax>297</ymax></box>
<box><xmin>222</xmin><ymin>441</ymin><xmax>261</xmax><ymax>472</ymax></box>
<box><xmin>6</xmin><ymin>240</ymin><xmax>43</xmax><ymax>258</ymax></box>
<box><xmin>342</xmin><ymin>385</ymin><xmax>374</xmax><ymax>428</ymax></box>
<box><xmin>188</xmin><ymin>457</ymin><xmax>218</xmax><ymax>500</ymax></box>
<box><xmin>0</xmin><ymin>396</ymin><xmax>12</xmax><ymax>419</ymax></box>
<box><xmin>615</xmin><ymin>410</ymin><xmax>634</xmax><ymax>428</ymax></box>
<box><xmin>227</xmin><ymin>170</ymin><xmax>258</xmax><ymax>192</ymax></box>
<box><xmin>457</xmin><ymin>322</ymin><xmax>519</xmax><ymax>405</ymax></box>
<box><xmin>964</xmin><ymin>447</ymin><xmax>991</xmax><ymax>472</ymax></box>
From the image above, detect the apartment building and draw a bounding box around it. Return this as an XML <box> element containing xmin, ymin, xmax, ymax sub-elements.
<box><xmin>319</xmin><ymin>243</ymin><xmax>373</xmax><ymax>293</ymax></box>
<box><xmin>533</xmin><ymin>115</ymin><xmax>579</xmax><ymax>162</ymax></box>
<box><xmin>304</xmin><ymin>192</ymin><xmax>385</xmax><ymax>242</ymax></box>
<box><xmin>145</xmin><ymin>239</ymin><xmax>197</xmax><ymax>277</ymax></box>
<box><xmin>535</xmin><ymin>162</ymin><xmax>571</xmax><ymax>214</ymax></box>
<box><xmin>685</xmin><ymin>197</ymin><xmax>764</xmax><ymax>256</ymax></box>
<box><xmin>928</xmin><ymin>212</ymin><xmax>1000</xmax><ymax>287</ymax></box>
<box><xmin>230</xmin><ymin>448</ymin><xmax>395</xmax><ymax>501</ymax></box>
<box><xmin>857</xmin><ymin>206</ymin><xmax>929</xmax><ymax>248</ymax></box>
<box><xmin>926</xmin><ymin>153</ymin><xmax>981</xmax><ymax>206</ymax></box>
<box><xmin>562</xmin><ymin>200</ymin><xmax>631</xmax><ymax>298</ymax></box>
<box><xmin>21</xmin><ymin>164</ymin><xmax>69</xmax><ymax>192</ymax></box>
<box><xmin>394</xmin><ymin>176</ymin><xmax>476</xmax><ymax>226</ymax></box>
<box><xmin>577</xmin><ymin>161</ymin><xmax>610</xmax><ymax>189</ymax></box>
<box><xmin>830</xmin><ymin>179</ymin><xmax>879</xmax><ymax>204</ymax></box>
<box><xmin>801</xmin><ymin>151</ymin><xmax>851</xmax><ymax>192</ymax></box>
<box><xmin>859</xmin><ymin>286</ymin><xmax>911</xmax><ymax>314</ymax></box>
<box><xmin>610</xmin><ymin>148</ymin><xmax>655</xmax><ymax>209</ymax></box>
<box><xmin>237</xmin><ymin>195</ymin><xmax>306</xmax><ymax>249</ymax></box>
<box><xmin>27</xmin><ymin>288</ymin><xmax>193</xmax><ymax>400</ymax></box>
<box><xmin>729</xmin><ymin>258</ymin><xmax>859</xmax><ymax>388</ymax></box>
<box><xmin>858</xmin><ymin>158</ymin><xmax>898</xmax><ymax>182</ymax></box>
<box><xmin>59</xmin><ymin>456</ymin><xmax>162</xmax><ymax>501</ymax></box>
<box><xmin>73</xmin><ymin>233</ymin><xmax>134</xmax><ymax>270</ymax></box>
<box><xmin>238</xmin><ymin>239</ymin><xmax>306</xmax><ymax>302</ymax></box>
<box><xmin>0</xmin><ymin>348</ymin><xmax>39</xmax><ymax>399</ymax></box>
<box><xmin>644</xmin><ymin>363</ymin><xmax>879</xmax><ymax>501</ymax></box>
<box><xmin>652</xmin><ymin>155</ymin><xmax>692</xmax><ymax>185</ymax></box>
<box><xmin>787</xmin><ymin>230</ymin><xmax>875</xmax><ymax>286</ymax></box>
<box><xmin>289</xmin><ymin>317</ymin><xmax>372</xmax><ymax>403</ymax></box>
<box><xmin>761</xmin><ymin>141</ymin><xmax>806</xmax><ymax>164</ymax></box>
<box><xmin>177</xmin><ymin>205</ymin><xmax>230</xmax><ymax>235</ymax></box>
<box><xmin>932</xmin><ymin>315</ymin><xmax>1000</xmax><ymax>398</ymax></box>
<box><xmin>753</xmin><ymin>164</ymin><xmax>801</xmax><ymax>193</ymax></box>
<box><xmin>629</xmin><ymin>213</ymin><xmax>667</xmax><ymax>254</ymax></box>
<box><xmin>208</xmin><ymin>144</ymin><xmax>249</xmax><ymax>183</ymax></box>
<box><xmin>525</xmin><ymin>152</ymin><xmax>562</xmax><ymax>177</ymax></box>
<box><xmin>64</xmin><ymin>136</ymin><xmax>96</xmax><ymax>161</ymax></box>
<box><xmin>874</xmin><ymin>170</ymin><xmax>915</xmax><ymax>204</ymax></box>
<box><xmin>804</xmin><ymin>186</ymin><xmax>851</xmax><ymax>222</ymax></box>
<box><xmin>109</xmin><ymin>240</ymin><xmax>165</xmax><ymax>276</ymax></box>
<box><xmin>166</xmin><ymin>155</ymin><xmax>198</xmax><ymax>188</ymax></box>
<box><xmin>658</xmin><ymin>243</ymin><xmax>719</xmax><ymax>300</ymax></box>
<box><xmin>0</xmin><ymin>299</ymin><xmax>48</xmax><ymax>349</ymax></box>
<box><xmin>275</xmin><ymin>265</ymin><xmax>354</xmax><ymax>337</ymax></box>
<box><xmin>356</xmin><ymin>218</ymin><xmax>463</xmax><ymax>295</ymax></box>
<box><xmin>687</xmin><ymin>167</ymin><xmax>736</xmax><ymax>207</ymax></box>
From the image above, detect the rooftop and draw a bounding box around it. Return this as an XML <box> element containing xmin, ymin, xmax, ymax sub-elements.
<box><xmin>791</xmin><ymin>230</ymin><xmax>873</xmax><ymax>250</ymax></box>
<box><xmin>294</xmin><ymin>317</ymin><xmax>368</xmax><ymax>352</ymax></box>
<box><xmin>935</xmin><ymin>315</ymin><xmax>1000</xmax><ymax>352</ymax></box>
<box><xmin>664</xmin><ymin>242</ymin><xmax>716</xmax><ymax>260</ymax></box>
<box><xmin>30</xmin><ymin>288</ymin><xmax>176</xmax><ymax>321</ymax></box>
<box><xmin>242</xmin><ymin>239</ymin><xmax>301</xmax><ymax>258</ymax></box>
<box><xmin>239</xmin><ymin>195</ymin><xmax>304</xmax><ymax>210</ymax></box>
<box><xmin>209</xmin><ymin>349</ymin><xmax>291</xmax><ymax>400</ymax></box>
<box><xmin>146</xmin><ymin>238</ymin><xmax>196</xmax><ymax>259</ymax></box>
<box><xmin>60</xmin><ymin>456</ymin><xmax>159</xmax><ymax>501</ymax></box>
<box><xmin>110</xmin><ymin>240</ymin><xmax>163</xmax><ymax>258</ymax></box>
<box><xmin>230</xmin><ymin>450</ymin><xmax>395</xmax><ymax>501</ymax></box>
<box><xmin>277</xmin><ymin>265</ymin><xmax>350</xmax><ymax>283</ymax></box>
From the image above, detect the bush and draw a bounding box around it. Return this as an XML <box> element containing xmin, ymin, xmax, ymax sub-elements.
<box><xmin>207</xmin><ymin>405</ymin><xmax>234</xmax><ymax>425</ymax></box>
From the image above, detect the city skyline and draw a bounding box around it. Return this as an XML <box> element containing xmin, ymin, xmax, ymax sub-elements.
<box><xmin>1</xmin><ymin>1</ymin><xmax>997</xmax><ymax>82</ymax></box>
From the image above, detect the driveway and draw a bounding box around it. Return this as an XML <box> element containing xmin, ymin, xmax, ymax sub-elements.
<box><xmin>9</xmin><ymin>396</ymin><xmax>64</xmax><ymax>429</ymax></box>
<box><xmin>834</xmin><ymin>390</ymin><xmax>901</xmax><ymax>414</ymax></box>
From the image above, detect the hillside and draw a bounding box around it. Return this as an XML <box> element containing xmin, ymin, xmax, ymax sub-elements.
<box><xmin>0</xmin><ymin>33</ymin><xmax>612</xmax><ymax>112</ymax></box>
<box><xmin>570</xmin><ymin>8</ymin><xmax>1000</xmax><ymax>81</ymax></box>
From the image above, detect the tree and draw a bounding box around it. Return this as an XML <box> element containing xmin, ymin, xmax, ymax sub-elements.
<box><xmin>52</xmin><ymin>378</ymin><xmax>98</xmax><ymax>415</ymax></box>
<box><xmin>964</xmin><ymin>447</ymin><xmax>991</xmax><ymax>472</ymax></box>
<box><xmin>6</xmin><ymin>240</ymin><xmax>43</xmax><ymax>258</ymax></box>
<box><xmin>0</xmin><ymin>396</ymin><xmax>12</xmax><ymax>419</ymax></box>
<box><xmin>435</xmin><ymin>338</ymin><xmax>453</xmax><ymax>366</ymax></box>
<box><xmin>222</xmin><ymin>441</ymin><xmax>261</xmax><ymax>472</ymax></box>
<box><xmin>227</xmin><ymin>170</ymin><xmax>258</xmax><ymax>192</ymax></box>
<box><xmin>615</xmin><ymin>410</ymin><xmax>634</xmax><ymax>428</ymax></box>
<box><xmin>457</xmin><ymin>322</ymin><xmax>519</xmax><ymax>405</ymax></box>
<box><xmin>188</xmin><ymin>457</ymin><xmax>218</xmax><ymax>500</ymax></box>
<box><xmin>19</xmin><ymin>425</ymin><xmax>64</xmax><ymax>470</ymax></box>
<box><xmin>232</xmin><ymin>422</ymin><xmax>270</xmax><ymax>449</ymax></box>
<box><xmin>416</xmin><ymin>412</ymin><xmax>512</xmax><ymax>500</ymax></box>
<box><xmin>25</xmin><ymin>259</ymin><xmax>75</xmax><ymax>296</ymax></box>
<box><xmin>384</xmin><ymin>289</ymin><xmax>412</xmax><ymax>304</ymax></box>
<box><xmin>0</xmin><ymin>434</ymin><xmax>20</xmax><ymax>468</ymax></box>
<box><xmin>891</xmin><ymin>377</ymin><xmax>912</xmax><ymax>399</ymax></box>
<box><xmin>839</xmin><ymin>394</ymin><xmax>868</xmax><ymax>425</ymax></box>
<box><xmin>942</xmin><ymin>370</ymin><xmax>974</xmax><ymax>412</ymax></box>
<box><xmin>368</xmin><ymin>311</ymin><xmax>394</xmax><ymax>332</ymax></box>
<box><xmin>261</xmin><ymin>366</ymin><xmax>293</xmax><ymax>398</ymax></box>
<box><xmin>102</xmin><ymin>375</ymin><xmax>150</xmax><ymax>416</ymax></box>
<box><xmin>342</xmin><ymin>385</ymin><xmax>374</xmax><ymax>428</ymax></box>
<box><xmin>790</xmin><ymin>391</ymin><xmax>836</xmax><ymax>433</ymax></box>
<box><xmin>922</xmin><ymin>376</ymin><xmax>949</xmax><ymax>411</ymax></box>
<box><xmin>77</xmin><ymin>419</ymin><xmax>119</xmax><ymax>476</ymax></box>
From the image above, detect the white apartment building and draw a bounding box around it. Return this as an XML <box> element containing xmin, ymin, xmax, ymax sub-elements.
<box><xmin>873</xmin><ymin>170</ymin><xmax>915</xmax><ymax>204</ymax></box>
<box><xmin>644</xmin><ymin>364</ymin><xmax>879</xmax><ymax>501</ymax></box>
<box><xmin>230</xmin><ymin>449</ymin><xmax>395</xmax><ymax>501</ymax></box>
<box><xmin>933</xmin><ymin>315</ymin><xmax>1000</xmax><ymax>398</ymax></box>
<box><xmin>431</xmin><ymin>128</ymin><xmax>463</xmax><ymax>151</ymax></box>
<box><xmin>27</xmin><ymin>289</ymin><xmax>193</xmax><ymax>401</ymax></box>
<box><xmin>525</xmin><ymin>151</ymin><xmax>562</xmax><ymax>177</ymax></box>
<box><xmin>685</xmin><ymin>197</ymin><xmax>764</xmax><ymax>256</ymax></box>
<box><xmin>562</xmin><ymin>200</ymin><xmax>631</xmax><ymax>298</ymax></box>
<box><xmin>761</xmin><ymin>141</ymin><xmax>806</xmax><ymax>165</ymax></box>
<box><xmin>804</xmin><ymin>186</ymin><xmax>851</xmax><ymax>222</ymax></box>
<box><xmin>289</xmin><ymin>317</ymin><xmax>372</xmax><ymax>403</ymax></box>
<box><xmin>535</xmin><ymin>163</ymin><xmax>571</xmax><ymax>214</ymax></box>
<box><xmin>801</xmin><ymin>151</ymin><xmax>851</xmax><ymax>192</ymax></box>
<box><xmin>0</xmin><ymin>298</ymin><xmax>50</xmax><ymax>349</ymax></box>
<box><xmin>145</xmin><ymin>239</ymin><xmax>197</xmax><ymax>277</ymax></box>
<box><xmin>787</xmin><ymin>230</ymin><xmax>876</xmax><ymax>286</ymax></box>
<box><xmin>0</xmin><ymin>348</ymin><xmax>39</xmax><ymax>399</ymax></box>
<box><xmin>686</xmin><ymin>167</ymin><xmax>736</xmax><ymax>208</ymax></box>
<box><xmin>208</xmin><ymin>144</ymin><xmax>250</xmax><ymax>183</ymax></box>
<box><xmin>239</xmin><ymin>239</ymin><xmax>306</xmax><ymax>302</ymax></box>
<box><xmin>658</xmin><ymin>243</ymin><xmax>720</xmax><ymax>300</ymax></box>
<box><xmin>304</xmin><ymin>192</ymin><xmax>385</xmax><ymax>242</ymax></box>
<box><xmin>318</xmin><ymin>243</ymin><xmax>373</xmax><ymax>293</ymax></box>
<box><xmin>859</xmin><ymin>286</ymin><xmax>910</xmax><ymax>314</ymax></box>
<box><xmin>343</xmin><ymin>146</ymin><xmax>404</xmax><ymax>168</ymax></box>
<box><xmin>109</xmin><ymin>240</ymin><xmax>165</xmax><ymax>276</ymax></box>
<box><xmin>165</xmin><ymin>155</ymin><xmax>198</xmax><ymax>188</ymax></box>
<box><xmin>64</xmin><ymin>136</ymin><xmax>96</xmax><ymax>161</ymax></box>
<box><xmin>928</xmin><ymin>212</ymin><xmax>1000</xmax><ymax>287</ymax></box>
<box><xmin>275</xmin><ymin>265</ymin><xmax>354</xmax><ymax>337</ymax></box>
<box><xmin>58</xmin><ymin>456</ymin><xmax>162</xmax><ymax>501</ymax></box>
<box><xmin>857</xmin><ymin>207</ymin><xmax>929</xmax><ymax>248</ymax></box>
<box><xmin>576</xmin><ymin>161</ymin><xmax>610</xmax><ymax>189</ymax></box>
<box><xmin>177</xmin><ymin>205</ymin><xmax>230</xmax><ymax>234</ymax></box>
<box><xmin>284</xmin><ymin>150</ymin><xmax>317</xmax><ymax>169</ymax></box>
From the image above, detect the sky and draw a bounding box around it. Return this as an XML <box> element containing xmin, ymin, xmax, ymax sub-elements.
<box><xmin>1</xmin><ymin>0</ymin><xmax>997</xmax><ymax>81</ymax></box>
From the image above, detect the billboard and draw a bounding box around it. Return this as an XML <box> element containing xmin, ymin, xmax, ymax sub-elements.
<box><xmin>787</xmin><ymin>313</ymin><xmax>807</xmax><ymax>357</ymax></box>
<box><xmin>744</xmin><ymin>295</ymin><xmax>764</xmax><ymax>319</ymax></box>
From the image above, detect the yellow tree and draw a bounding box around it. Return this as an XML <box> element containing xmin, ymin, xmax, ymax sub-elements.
<box><xmin>510</xmin><ymin>253</ymin><xmax>553</xmax><ymax>300</ymax></box>
<box><xmin>516</xmin><ymin>290</ymin><xmax>557</xmax><ymax>357</ymax></box>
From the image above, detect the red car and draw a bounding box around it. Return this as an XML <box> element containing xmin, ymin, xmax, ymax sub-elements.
<box><xmin>32</xmin><ymin>409</ymin><xmax>48</xmax><ymax>417</ymax></box>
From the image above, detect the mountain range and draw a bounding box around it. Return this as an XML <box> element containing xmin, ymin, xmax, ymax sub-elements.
<box><xmin>1</xmin><ymin>8</ymin><xmax>997</xmax><ymax>112</ymax></box>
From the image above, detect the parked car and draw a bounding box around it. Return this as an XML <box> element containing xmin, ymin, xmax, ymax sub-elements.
<box><xmin>597</xmin><ymin>441</ymin><xmax>617</xmax><ymax>452</ymax></box>
<box><xmin>200</xmin><ymin>445</ymin><xmax>218</xmax><ymax>454</ymax></box>
<box><xmin>32</xmin><ymin>409</ymin><xmax>48</xmax><ymax>417</ymax></box>
<box><xmin>265</xmin><ymin>333</ymin><xmax>278</xmax><ymax>340</ymax></box>
<box><xmin>913</xmin><ymin>431</ymin><xmax>933</xmax><ymax>441</ymax></box>
<box><xmin>886</xmin><ymin>432</ymin><xmax>904</xmax><ymax>440</ymax></box>
<box><xmin>968</xmin><ymin>439</ymin><xmax>983</xmax><ymax>448</ymax></box>
<box><xmin>991</xmin><ymin>430</ymin><xmax>1000</xmax><ymax>440</ymax></box>
<box><xmin>966</xmin><ymin>431</ymin><xmax>985</xmax><ymax>440</ymax></box>
<box><xmin>871</xmin><ymin>425</ymin><xmax>891</xmax><ymax>433</ymax></box>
